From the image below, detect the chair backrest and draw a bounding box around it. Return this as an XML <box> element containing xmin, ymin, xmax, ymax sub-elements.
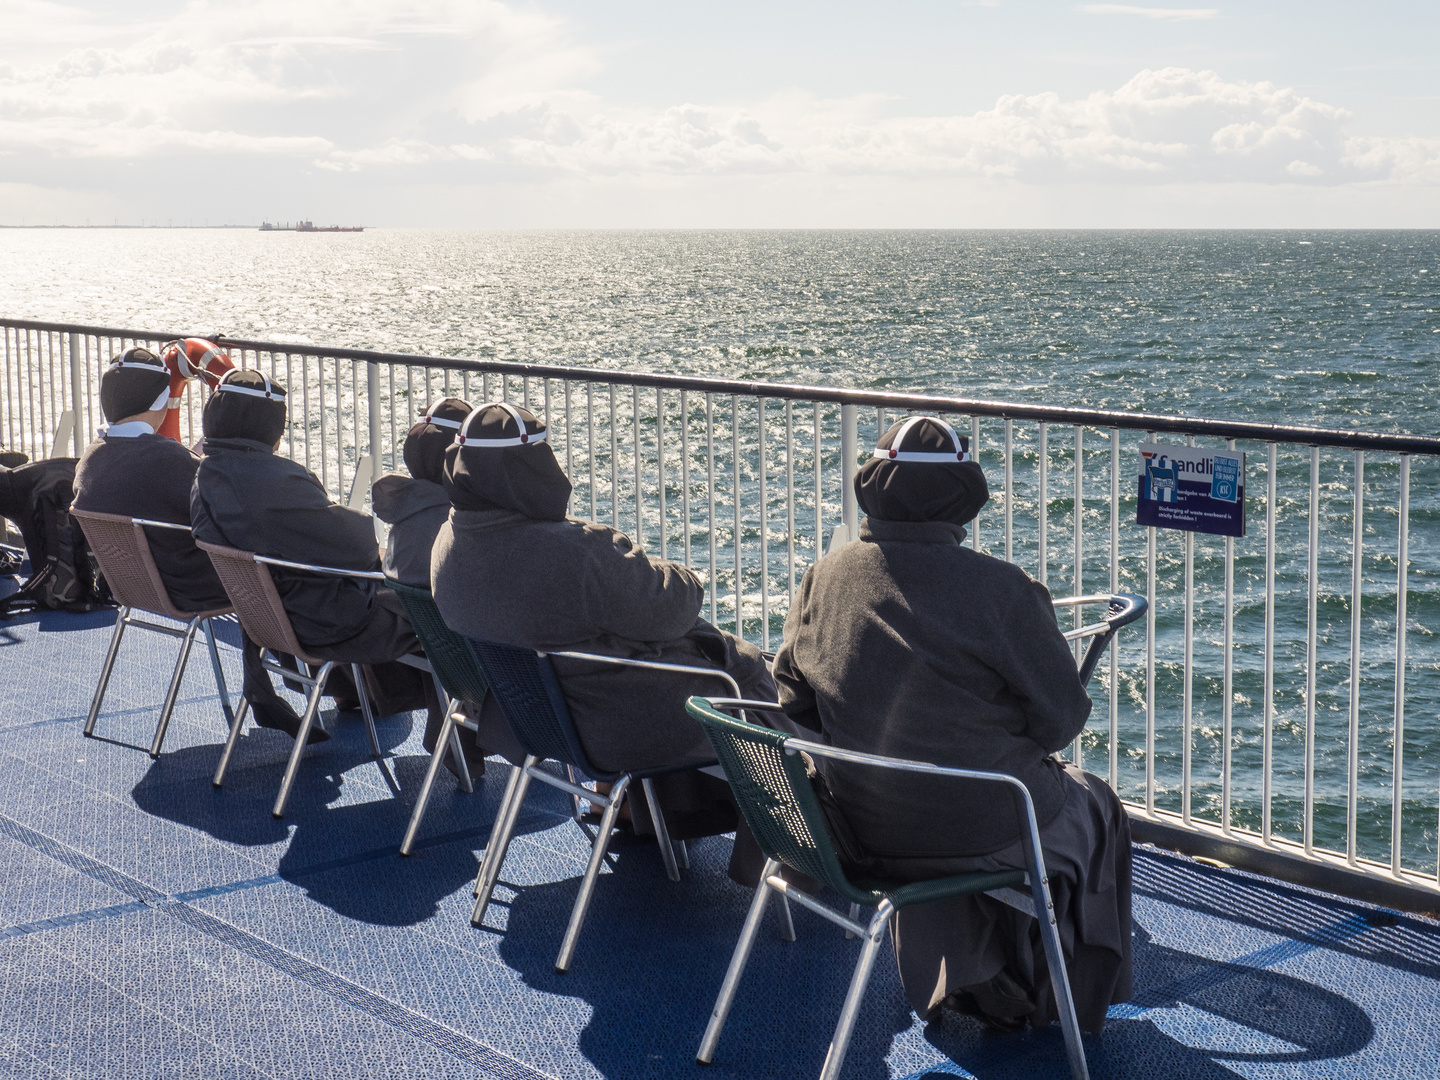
<box><xmin>685</xmin><ymin>696</ymin><xmax>880</xmax><ymax>907</ymax></box>
<box><xmin>195</xmin><ymin>539</ymin><xmax>318</xmax><ymax>664</ymax></box>
<box><xmin>71</xmin><ymin>508</ymin><xmax>216</xmax><ymax>620</ymax></box>
<box><xmin>387</xmin><ymin>579</ymin><xmax>489</xmax><ymax>706</ymax></box>
<box><xmin>466</xmin><ymin>637</ymin><xmax>618</xmax><ymax>780</ymax></box>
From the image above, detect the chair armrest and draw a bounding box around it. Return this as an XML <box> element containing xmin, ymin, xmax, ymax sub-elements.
<box><xmin>253</xmin><ymin>554</ymin><xmax>386</xmax><ymax>581</ymax></box>
<box><xmin>545</xmin><ymin>650</ymin><xmax>742</xmax><ymax>698</ymax></box>
<box><xmin>131</xmin><ymin>518</ymin><xmax>192</xmax><ymax>532</ymax></box>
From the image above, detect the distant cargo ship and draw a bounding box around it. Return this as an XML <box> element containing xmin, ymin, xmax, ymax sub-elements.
<box><xmin>259</xmin><ymin>220</ymin><xmax>363</xmax><ymax>233</ymax></box>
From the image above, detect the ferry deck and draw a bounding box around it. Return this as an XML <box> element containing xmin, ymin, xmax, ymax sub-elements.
<box><xmin>3</xmin><ymin>578</ymin><xmax>1438</xmax><ymax>1080</ymax></box>
<box><xmin>3</xmin><ymin>319</ymin><xmax>1440</xmax><ymax>1078</ymax></box>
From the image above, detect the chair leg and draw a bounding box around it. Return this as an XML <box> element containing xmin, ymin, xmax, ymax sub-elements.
<box><xmin>272</xmin><ymin>662</ymin><xmax>333</xmax><ymax>818</ymax></box>
<box><xmin>472</xmin><ymin>756</ymin><xmax>536</xmax><ymax>923</ymax></box>
<box><xmin>818</xmin><ymin>901</ymin><xmax>893</xmax><ymax>1080</ymax></box>
<box><xmin>447</xmin><ymin>713</ymin><xmax>474</xmax><ymax>794</ymax></box>
<box><xmin>641</xmin><ymin>777</ymin><xmax>681</xmax><ymax>883</ymax></box>
<box><xmin>212</xmin><ymin>695</ymin><xmax>251</xmax><ymax>788</ymax></box>
<box><xmin>697</xmin><ymin>857</ymin><xmax>781</xmax><ymax>1065</ymax></box>
<box><xmin>554</xmin><ymin>773</ymin><xmax>631</xmax><ymax>973</ymax></box>
<box><xmin>353</xmin><ymin>663</ymin><xmax>382</xmax><ymax>758</ymax></box>
<box><xmin>84</xmin><ymin>608</ymin><xmax>129</xmax><ymax>737</ymax></box>
<box><xmin>150</xmin><ymin>616</ymin><xmax>203</xmax><ymax>758</ymax></box>
<box><xmin>203</xmin><ymin>619</ymin><xmax>236</xmax><ymax>733</ymax></box>
<box><xmin>845</xmin><ymin>901</ymin><xmax>861</xmax><ymax>940</ymax></box>
<box><xmin>776</xmin><ymin>892</ymin><xmax>797</xmax><ymax>943</ymax></box>
<box><xmin>400</xmin><ymin>705</ymin><xmax>460</xmax><ymax>856</ymax></box>
<box><xmin>1032</xmin><ymin>877</ymin><xmax>1090</xmax><ymax>1080</ymax></box>
<box><xmin>673</xmin><ymin>838</ymin><xmax>689</xmax><ymax>870</ymax></box>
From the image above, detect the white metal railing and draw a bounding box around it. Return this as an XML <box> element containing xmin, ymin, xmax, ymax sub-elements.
<box><xmin>4</xmin><ymin>315</ymin><xmax>1440</xmax><ymax>900</ymax></box>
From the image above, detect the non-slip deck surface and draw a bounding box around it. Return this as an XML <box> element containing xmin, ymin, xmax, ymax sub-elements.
<box><xmin>1</xmin><ymin>597</ymin><xmax>1437</xmax><ymax>1079</ymax></box>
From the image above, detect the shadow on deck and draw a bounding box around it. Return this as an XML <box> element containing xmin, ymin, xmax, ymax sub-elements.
<box><xmin>0</xmin><ymin>602</ymin><xmax>1435</xmax><ymax>1079</ymax></box>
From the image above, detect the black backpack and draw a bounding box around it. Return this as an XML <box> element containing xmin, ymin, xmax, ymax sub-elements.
<box><xmin>0</xmin><ymin>460</ymin><xmax>113</xmax><ymax>617</ymax></box>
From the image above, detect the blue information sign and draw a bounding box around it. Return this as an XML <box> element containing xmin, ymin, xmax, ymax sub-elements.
<box><xmin>1138</xmin><ymin>443</ymin><xmax>1246</xmax><ymax>537</ymax></box>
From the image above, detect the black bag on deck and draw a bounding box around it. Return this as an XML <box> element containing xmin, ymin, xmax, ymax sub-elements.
<box><xmin>0</xmin><ymin>460</ymin><xmax>113</xmax><ymax>617</ymax></box>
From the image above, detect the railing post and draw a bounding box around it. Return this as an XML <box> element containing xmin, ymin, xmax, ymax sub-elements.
<box><xmin>840</xmin><ymin>403</ymin><xmax>859</xmax><ymax>537</ymax></box>
<box><xmin>367</xmin><ymin>361</ymin><xmax>382</xmax><ymax>504</ymax></box>
<box><xmin>69</xmin><ymin>331</ymin><xmax>84</xmax><ymax>455</ymax></box>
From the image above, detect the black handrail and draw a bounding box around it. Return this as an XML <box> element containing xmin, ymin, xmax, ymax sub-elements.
<box><xmin>6</xmin><ymin>315</ymin><xmax>1440</xmax><ymax>455</ymax></box>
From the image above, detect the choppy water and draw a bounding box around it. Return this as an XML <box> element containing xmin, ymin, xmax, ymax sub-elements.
<box><xmin>3</xmin><ymin>228</ymin><xmax>1440</xmax><ymax>870</ymax></box>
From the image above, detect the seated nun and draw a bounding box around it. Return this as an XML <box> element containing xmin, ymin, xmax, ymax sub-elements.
<box><xmin>190</xmin><ymin>369</ymin><xmax>436</xmax><ymax>727</ymax></box>
<box><xmin>772</xmin><ymin>416</ymin><xmax>1131</xmax><ymax>1034</ymax></box>
<box><xmin>431</xmin><ymin>402</ymin><xmax>780</xmax><ymax>842</ymax></box>
<box><xmin>372</xmin><ymin>397</ymin><xmax>495</xmax><ymax>772</ymax></box>
<box><xmin>72</xmin><ymin>351</ymin><xmax>307</xmax><ymax>740</ymax></box>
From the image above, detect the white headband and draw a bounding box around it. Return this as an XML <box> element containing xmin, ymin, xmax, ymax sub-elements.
<box><xmin>457</xmin><ymin>401</ymin><xmax>547</xmax><ymax>448</ymax></box>
<box><xmin>215</xmin><ymin>370</ymin><xmax>283</xmax><ymax>401</ymax></box>
<box><xmin>872</xmin><ymin>416</ymin><xmax>970</xmax><ymax>463</ymax></box>
<box><xmin>112</xmin><ymin>355</ymin><xmax>168</xmax><ymax>376</ymax></box>
<box><xmin>422</xmin><ymin>400</ymin><xmax>463</xmax><ymax>430</ymax></box>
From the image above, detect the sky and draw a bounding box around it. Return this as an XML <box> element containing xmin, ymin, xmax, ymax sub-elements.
<box><xmin>1</xmin><ymin>0</ymin><xmax>1437</xmax><ymax>228</ymax></box>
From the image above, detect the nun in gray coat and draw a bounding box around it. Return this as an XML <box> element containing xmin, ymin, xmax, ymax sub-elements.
<box><xmin>772</xmin><ymin>416</ymin><xmax>1131</xmax><ymax>1034</ymax></box>
<box><xmin>430</xmin><ymin>402</ymin><xmax>778</xmax><ymax>842</ymax></box>
<box><xmin>372</xmin><ymin>397</ymin><xmax>503</xmax><ymax>771</ymax></box>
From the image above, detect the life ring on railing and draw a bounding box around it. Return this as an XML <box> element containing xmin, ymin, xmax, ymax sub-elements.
<box><xmin>155</xmin><ymin>338</ymin><xmax>236</xmax><ymax>443</ymax></box>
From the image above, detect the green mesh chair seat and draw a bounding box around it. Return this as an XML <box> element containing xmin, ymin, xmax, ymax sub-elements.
<box><xmin>695</xmin><ymin>700</ymin><xmax>1026</xmax><ymax>911</ymax></box>
<box><xmin>687</xmin><ymin>695</ymin><xmax>1089</xmax><ymax>1080</ymax></box>
<box><xmin>386</xmin><ymin>577</ymin><xmax>489</xmax><ymax>855</ymax></box>
<box><xmin>388</xmin><ymin>578</ymin><xmax>489</xmax><ymax>708</ymax></box>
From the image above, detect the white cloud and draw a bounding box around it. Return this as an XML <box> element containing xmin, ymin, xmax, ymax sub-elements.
<box><xmin>1078</xmin><ymin>5</ymin><xmax>1220</xmax><ymax>20</ymax></box>
<box><xmin>1</xmin><ymin>3</ymin><xmax>1436</xmax><ymax>199</ymax></box>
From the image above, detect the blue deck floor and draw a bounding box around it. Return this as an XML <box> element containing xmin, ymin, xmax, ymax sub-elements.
<box><xmin>1</xmin><ymin>597</ymin><xmax>1437</xmax><ymax>1079</ymax></box>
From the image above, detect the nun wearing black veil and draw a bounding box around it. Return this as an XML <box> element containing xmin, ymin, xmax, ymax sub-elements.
<box><xmin>431</xmin><ymin>402</ymin><xmax>780</xmax><ymax>842</ymax></box>
<box><xmin>190</xmin><ymin>369</ymin><xmax>434</xmax><ymax>724</ymax></box>
<box><xmin>771</xmin><ymin>416</ymin><xmax>1132</xmax><ymax>1034</ymax></box>
<box><xmin>372</xmin><ymin>397</ymin><xmax>498</xmax><ymax>771</ymax></box>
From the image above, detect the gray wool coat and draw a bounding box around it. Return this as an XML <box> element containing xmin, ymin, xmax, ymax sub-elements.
<box><xmin>372</xmin><ymin>474</ymin><xmax>449</xmax><ymax>588</ymax></box>
<box><xmin>432</xmin><ymin>508</ymin><xmax>775</xmax><ymax>774</ymax></box>
<box><xmin>772</xmin><ymin>516</ymin><xmax>1093</xmax><ymax>858</ymax></box>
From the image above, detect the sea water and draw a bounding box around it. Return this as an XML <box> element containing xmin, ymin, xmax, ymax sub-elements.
<box><xmin>3</xmin><ymin>229</ymin><xmax>1439</xmax><ymax>868</ymax></box>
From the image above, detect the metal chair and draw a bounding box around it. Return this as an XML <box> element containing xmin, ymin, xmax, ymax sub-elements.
<box><xmin>465</xmin><ymin>636</ymin><xmax>741</xmax><ymax>973</ymax></box>
<box><xmin>687</xmin><ymin>594</ymin><xmax>1147</xmax><ymax>1080</ymax></box>
<box><xmin>71</xmin><ymin>509</ymin><xmax>237</xmax><ymax>758</ymax></box>
<box><xmin>195</xmin><ymin>540</ymin><xmax>385</xmax><ymax>818</ymax></box>
<box><xmin>386</xmin><ymin>577</ymin><xmax>486</xmax><ymax>855</ymax></box>
<box><xmin>687</xmin><ymin>695</ymin><xmax>1089</xmax><ymax>1080</ymax></box>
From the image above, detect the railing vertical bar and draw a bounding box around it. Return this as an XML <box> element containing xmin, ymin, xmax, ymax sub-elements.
<box><xmin>67</xmin><ymin>331</ymin><xmax>81</xmax><ymax>456</ymax></box>
<box><xmin>813</xmin><ymin>403</ymin><xmax>823</xmax><ymax>562</ymax></box>
<box><xmin>1222</xmin><ymin>439</ymin><xmax>1236</xmax><ymax>836</ymax></box>
<box><xmin>657</xmin><ymin>388</ymin><xmax>667</xmax><ymax>562</ymax></box>
<box><xmin>1182</xmin><ymin>434</ymin><xmax>1195</xmax><ymax>827</ymax></box>
<box><xmin>760</xmin><ymin>399</ymin><xmax>769</xmax><ymax>650</ymax></box>
<box><xmin>1145</xmin><ymin>431</ymin><xmax>1157</xmax><ymax>817</ymax></box>
<box><xmin>971</xmin><ymin>416</ymin><xmax>981</xmax><ymax>550</ymax></box>
<box><xmin>1305</xmin><ymin>445</ymin><xmax>1320</xmax><ymax>856</ymax></box>
<box><xmin>1038</xmin><ymin>421</ymin><xmax>1048</xmax><ymax>586</ymax></box>
<box><xmin>1072</xmin><ymin>425</ymin><xmax>1084</xmax><ymax>768</ymax></box>
<box><xmin>1004</xmin><ymin>418</ymin><xmax>1014</xmax><ymax>564</ymax></box>
<box><xmin>706</xmin><ymin>393</ymin><xmax>717</xmax><ymax>623</ymax></box>
<box><xmin>609</xmin><ymin>385</ymin><xmax>618</xmax><ymax>529</ymax></box>
<box><xmin>706</xmin><ymin>393</ymin><xmax>718</xmax><ymax>623</ymax></box>
<box><xmin>840</xmin><ymin>404</ymin><xmax>858</xmax><ymax>537</ymax></box>
<box><xmin>786</xmin><ymin>400</ymin><xmax>796</xmax><ymax>601</ymax></box>
<box><xmin>3</xmin><ymin>327</ymin><xmax>13</xmax><ymax>453</ymax></box>
<box><xmin>1109</xmin><ymin>427</ymin><xmax>1120</xmax><ymax>791</ymax></box>
<box><xmin>633</xmin><ymin>385</ymin><xmax>643</xmax><ymax>546</ymax></box>
<box><xmin>481</xmin><ymin>371</ymin><xmax>489</xmax><ymax>400</ymax></box>
<box><xmin>682</xmin><ymin>389</ymin><xmax>691</xmax><ymax>566</ymax></box>
<box><xmin>564</xmin><ymin>380</ymin><xmax>574</xmax><ymax>513</ymax></box>
<box><xmin>1347</xmin><ymin>450</ymin><xmax>1365</xmax><ymax>867</ymax></box>
<box><xmin>1263</xmin><ymin>443</ymin><xmax>1277</xmax><ymax>844</ymax></box>
<box><xmin>1392</xmin><ymin>455</ymin><xmax>1409</xmax><ymax>878</ymax></box>
<box><xmin>587</xmin><ymin>383</ymin><xmax>596</xmax><ymax>521</ymax></box>
<box><xmin>733</xmin><ymin>396</ymin><xmax>742</xmax><ymax>638</ymax></box>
